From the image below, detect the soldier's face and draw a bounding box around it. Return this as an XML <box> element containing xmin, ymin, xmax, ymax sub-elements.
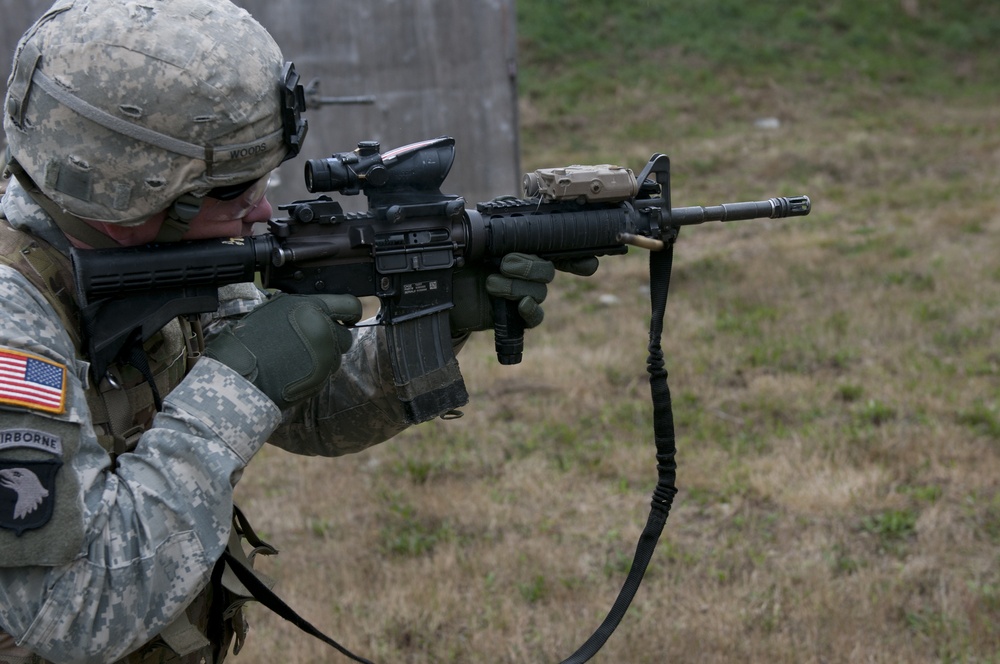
<box><xmin>180</xmin><ymin>175</ymin><xmax>273</xmax><ymax>241</ymax></box>
<box><xmin>77</xmin><ymin>175</ymin><xmax>273</xmax><ymax>247</ymax></box>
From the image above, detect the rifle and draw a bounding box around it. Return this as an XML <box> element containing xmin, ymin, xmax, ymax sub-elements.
<box><xmin>71</xmin><ymin>135</ymin><xmax>811</xmax><ymax>662</ymax></box>
<box><xmin>72</xmin><ymin>135</ymin><xmax>810</xmax><ymax>423</ymax></box>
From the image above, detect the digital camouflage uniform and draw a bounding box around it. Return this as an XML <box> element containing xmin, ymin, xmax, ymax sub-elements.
<box><xmin>0</xmin><ymin>174</ymin><xmax>421</xmax><ymax>664</ymax></box>
<box><xmin>0</xmin><ymin>0</ymin><xmax>498</xmax><ymax>660</ymax></box>
<box><xmin>0</xmin><ymin>0</ymin><xmax>627</xmax><ymax>654</ymax></box>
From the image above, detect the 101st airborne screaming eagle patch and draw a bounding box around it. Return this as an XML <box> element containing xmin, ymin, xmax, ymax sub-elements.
<box><xmin>0</xmin><ymin>429</ymin><xmax>64</xmax><ymax>536</ymax></box>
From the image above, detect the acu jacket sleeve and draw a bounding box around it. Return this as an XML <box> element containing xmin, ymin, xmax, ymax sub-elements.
<box><xmin>205</xmin><ymin>284</ymin><xmax>437</xmax><ymax>458</ymax></box>
<box><xmin>0</xmin><ymin>266</ymin><xmax>282</xmax><ymax>664</ymax></box>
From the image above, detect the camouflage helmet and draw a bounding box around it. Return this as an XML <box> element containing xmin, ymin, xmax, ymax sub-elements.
<box><xmin>3</xmin><ymin>0</ymin><xmax>307</xmax><ymax>224</ymax></box>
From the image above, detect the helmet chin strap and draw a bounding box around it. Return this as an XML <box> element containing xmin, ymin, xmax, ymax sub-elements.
<box><xmin>156</xmin><ymin>193</ymin><xmax>202</xmax><ymax>242</ymax></box>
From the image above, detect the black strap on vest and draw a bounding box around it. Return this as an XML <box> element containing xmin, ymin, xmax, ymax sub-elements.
<box><xmin>220</xmin><ymin>548</ymin><xmax>374</xmax><ymax>664</ymax></box>
<box><xmin>124</xmin><ymin>333</ymin><xmax>164</xmax><ymax>412</ymax></box>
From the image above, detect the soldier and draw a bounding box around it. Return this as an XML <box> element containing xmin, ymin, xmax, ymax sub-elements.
<box><xmin>0</xmin><ymin>1</ymin><xmax>595</xmax><ymax>662</ymax></box>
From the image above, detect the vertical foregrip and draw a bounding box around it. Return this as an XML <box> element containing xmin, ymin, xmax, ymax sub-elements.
<box><xmin>492</xmin><ymin>297</ymin><xmax>525</xmax><ymax>365</ymax></box>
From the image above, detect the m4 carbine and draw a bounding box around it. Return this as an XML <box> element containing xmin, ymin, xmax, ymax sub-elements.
<box><xmin>72</xmin><ymin>136</ymin><xmax>810</xmax><ymax>423</ymax></box>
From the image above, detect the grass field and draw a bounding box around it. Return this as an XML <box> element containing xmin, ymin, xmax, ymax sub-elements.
<box><xmin>234</xmin><ymin>2</ymin><xmax>1000</xmax><ymax>662</ymax></box>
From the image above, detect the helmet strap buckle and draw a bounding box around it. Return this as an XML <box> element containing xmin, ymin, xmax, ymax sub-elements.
<box><xmin>156</xmin><ymin>194</ymin><xmax>202</xmax><ymax>242</ymax></box>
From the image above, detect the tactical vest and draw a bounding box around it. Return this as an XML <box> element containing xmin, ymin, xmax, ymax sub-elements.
<box><xmin>0</xmin><ymin>211</ymin><xmax>272</xmax><ymax>664</ymax></box>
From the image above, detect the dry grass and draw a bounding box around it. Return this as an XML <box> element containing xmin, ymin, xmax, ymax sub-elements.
<box><xmin>230</xmin><ymin>88</ymin><xmax>1000</xmax><ymax>662</ymax></box>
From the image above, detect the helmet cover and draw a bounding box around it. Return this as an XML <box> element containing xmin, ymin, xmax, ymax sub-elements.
<box><xmin>4</xmin><ymin>0</ymin><xmax>305</xmax><ymax>223</ymax></box>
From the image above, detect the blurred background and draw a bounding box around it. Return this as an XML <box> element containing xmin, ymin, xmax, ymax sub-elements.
<box><xmin>4</xmin><ymin>1</ymin><xmax>1000</xmax><ymax>662</ymax></box>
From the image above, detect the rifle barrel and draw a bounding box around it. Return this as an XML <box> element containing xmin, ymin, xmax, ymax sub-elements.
<box><xmin>669</xmin><ymin>195</ymin><xmax>810</xmax><ymax>226</ymax></box>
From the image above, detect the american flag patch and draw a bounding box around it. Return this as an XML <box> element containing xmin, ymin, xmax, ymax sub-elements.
<box><xmin>0</xmin><ymin>349</ymin><xmax>67</xmax><ymax>414</ymax></box>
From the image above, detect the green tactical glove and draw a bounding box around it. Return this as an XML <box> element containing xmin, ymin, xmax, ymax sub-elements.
<box><xmin>204</xmin><ymin>293</ymin><xmax>363</xmax><ymax>409</ymax></box>
<box><xmin>450</xmin><ymin>252</ymin><xmax>599</xmax><ymax>337</ymax></box>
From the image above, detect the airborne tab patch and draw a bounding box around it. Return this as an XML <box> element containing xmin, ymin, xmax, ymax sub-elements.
<box><xmin>0</xmin><ymin>348</ymin><xmax>67</xmax><ymax>414</ymax></box>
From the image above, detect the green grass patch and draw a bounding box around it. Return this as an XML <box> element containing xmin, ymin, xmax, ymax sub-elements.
<box><xmin>518</xmin><ymin>0</ymin><xmax>1000</xmax><ymax>157</ymax></box>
